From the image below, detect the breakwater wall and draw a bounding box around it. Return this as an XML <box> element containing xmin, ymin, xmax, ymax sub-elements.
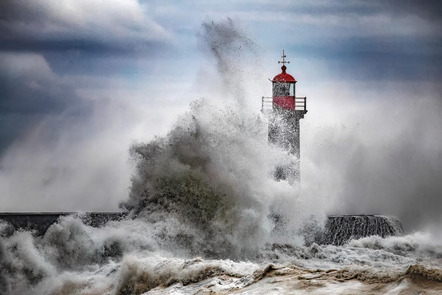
<box><xmin>0</xmin><ymin>213</ymin><xmax>403</xmax><ymax>246</ymax></box>
<box><xmin>319</xmin><ymin>215</ymin><xmax>403</xmax><ymax>246</ymax></box>
<box><xmin>0</xmin><ymin>212</ymin><xmax>126</xmax><ymax>236</ymax></box>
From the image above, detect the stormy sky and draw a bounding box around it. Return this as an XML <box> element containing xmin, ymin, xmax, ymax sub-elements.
<box><xmin>0</xmin><ymin>1</ymin><xmax>441</xmax><ymax>233</ymax></box>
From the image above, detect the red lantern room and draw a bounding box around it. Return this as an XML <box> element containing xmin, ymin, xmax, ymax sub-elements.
<box><xmin>272</xmin><ymin>50</ymin><xmax>297</xmax><ymax>110</ymax></box>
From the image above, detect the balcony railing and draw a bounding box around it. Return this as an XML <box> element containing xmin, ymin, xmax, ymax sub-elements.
<box><xmin>295</xmin><ymin>96</ymin><xmax>307</xmax><ymax>111</ymax></box>
<box><xmin>261</xmin><ymin>96</ymin><xmax>273</xmax><ymax>112</ymax></box>
<box><xmin>261</xmin><ymin>96</ymin><xmax>307</xmax><ymax>112</ymax></box>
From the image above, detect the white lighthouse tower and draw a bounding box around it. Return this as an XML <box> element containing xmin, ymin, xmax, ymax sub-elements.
<box><xmin>262</xmin><ymin>50</ymin><xmax>307</xmax><ymax>183</ymax></box>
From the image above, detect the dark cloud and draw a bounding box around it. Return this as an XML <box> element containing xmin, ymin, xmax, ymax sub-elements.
<box><xmin>384</xmin><ymin>0</ymin><xmax>442</xmax><ymax>23</ymax></box>
<box><xmin>0</xmin><ymin>0</ymin><xmax>174</xmax><ymax>152</ymax></box>
<box><xmin>0</xmin><ymin>53</ymin><xmax>91</xmax><ymax>155</ymax></box>
<box><xmin>246</xmin><ymin>0</ymin><xmax>441</xmax><ymax>23</ymax></box>
<box><xmin>0</xmin><ymin>0</ymin><xmax>170</xmax><ymax>56</ymax></box>
<box><xmin>0</xmin><ymin>51</ymin><xmax>139</xmax><ymax>211</ymax></box>
<box><xmin>0</xmin><ymin>38</ymin><xmax>162</xmax><ymax>56</ymax></box>
<box><xmin>291</xmin><ymin>36</ymin><xmax>442</xmax><ymax>81</ymax></box>
<box><xmin>248</xmin><ymin>1</ymin><xmax>442</xmax><ymax>82</ymax></box>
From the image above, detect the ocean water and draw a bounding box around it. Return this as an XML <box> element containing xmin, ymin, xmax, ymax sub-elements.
<box><xmin>1</xmin><ymin>215</ymin><xmax>441</xmax><ymax>294</ymax></box>
<box><xmin>1</xmin><ymin>19</ymin><xmax>441</xmax><ymax>294</ymax></box>
<box><xmin>1</xmin><ymin>99</ymin><xmax>441</xmax><ymax>294</ymax></box>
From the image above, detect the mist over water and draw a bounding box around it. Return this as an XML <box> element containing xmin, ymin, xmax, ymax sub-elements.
<box><xmin>1</xmin><ymin>19</ymin><xmax>441</xmax><ymax>294</ymax></box>
<box><xmin>301</xmin><ymin>83</ymin><xmax>442</xmax><ymax>235</ymax></box>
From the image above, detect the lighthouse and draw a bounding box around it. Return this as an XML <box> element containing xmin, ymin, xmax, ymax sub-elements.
<box><xmin>262</xmin><ymin>50</ymin><xmax>307</xmax><ymax>183</ymax></box>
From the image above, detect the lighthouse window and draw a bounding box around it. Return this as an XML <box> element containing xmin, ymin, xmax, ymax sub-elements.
<box><xmin>273</xmin><ymin>82</ymin><xmax>292</xmax><ymax>96</ymax></box>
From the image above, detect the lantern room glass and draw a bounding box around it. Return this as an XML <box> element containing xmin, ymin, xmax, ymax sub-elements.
<box><xmin>273</xmin><ymin>82</ymin><xmax>294</xmax><ymax>97</ymax></box>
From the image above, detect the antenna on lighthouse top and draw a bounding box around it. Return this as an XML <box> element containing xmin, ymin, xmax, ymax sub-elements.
<box><xmin>278</xmin><ymin>50</ymin><xmax>290</xmax><ymax>66</ymax></box>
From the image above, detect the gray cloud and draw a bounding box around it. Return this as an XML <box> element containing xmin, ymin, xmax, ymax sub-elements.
<box><xmin>0</xmin><ymin>50</ymin><xmax>188</xmax><ymax>212</ymax></box>
<box><xmin>0</xmin><ymin>53</ymin><xmax>91</xmax><ymax>155</ymax></box>
<box><xmin>255</xmin><ymin>0</ymin><xmax>442</xmax><ymax>23</ymax></box>
<box><xmin>384</xmin><ymin>0</ymin><xmax>442</xmax><ymax>24</ymax></box>
<box><xmin>0</xmin><ymin>1</ymin><xmax>185</xmax><ymax>213</ymax></box>
<box><xmin>0</xmin><ymin>0</ymin><xmax>176</xmax><ymax>151</ymax></box>
<box><xmin>0</xmin><ymin>53</ymin><xmax>131</xmax><ymax>211</ymax></box>
<box><xmin>293</xmin><ymin>36</ymin><xmax>442</xmax><ymax>81</ymax></box>
<box><xmin>223</xmin><ymin>1</ymin><xmax>442</xmax><ymax>82</ymax></box>
<box><xmin>0</xmin><ymin>0</ymin><xmax>171</xmax><ymax>57</ymax></box>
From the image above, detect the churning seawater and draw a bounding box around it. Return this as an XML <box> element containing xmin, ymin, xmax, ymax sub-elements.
<box><xmin>1</xmin><ymin>100</ymin><xmax>441</xmax><ymax>295</ymax></box>
<box><xmin>1</xmin><ymin>19</ymin><xmax>441</xmax><ymax>294</ymax></box>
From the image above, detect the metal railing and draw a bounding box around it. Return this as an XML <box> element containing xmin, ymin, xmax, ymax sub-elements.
<box><xmin>261</xmin><ymin>96</ymin><xmax>274</xmax><ymax>112</ymax></box>
<box><xmin>261</xmin><ymin>96</ymin><xmax>307</xmax><ymax>112</ymax></box>
<box><xmin>295</xmin><ymin>96</ymin><xmax>307</xmax><ymax>111</ymax></box>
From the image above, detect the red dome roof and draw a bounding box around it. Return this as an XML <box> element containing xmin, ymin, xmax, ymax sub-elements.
<box><xmin>272</xmin><ymin>65</ymin><xmax>296</xmax><ymax>82</ymax></box>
